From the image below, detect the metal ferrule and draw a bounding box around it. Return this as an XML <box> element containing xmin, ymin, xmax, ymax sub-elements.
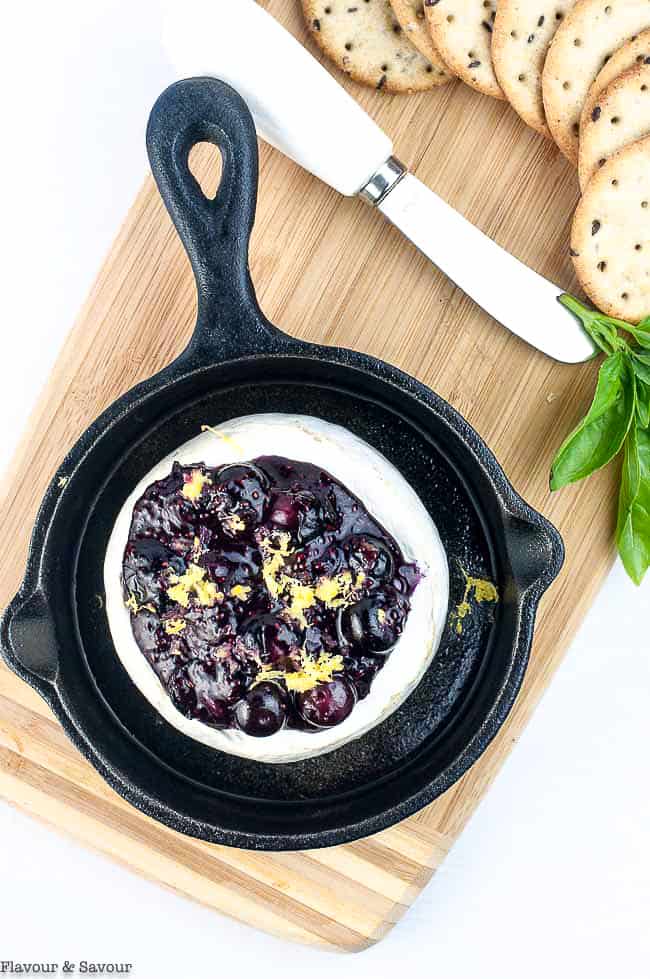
<box><xmin>358</xmin><ymin>156</ymin><xmax>407</xmax><ymax>206</ymax></box>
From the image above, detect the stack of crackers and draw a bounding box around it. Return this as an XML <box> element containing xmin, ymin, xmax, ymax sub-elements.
<box><xmin>303</xmin><ymin>0</ymin><xmax>650</xmax><ymax>323</ymax></box>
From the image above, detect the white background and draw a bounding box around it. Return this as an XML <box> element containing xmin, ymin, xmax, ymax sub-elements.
<box><xmin>0</xmin><ymin>2</ymin><xmax>648</xmax><ymax>977</ymax></box>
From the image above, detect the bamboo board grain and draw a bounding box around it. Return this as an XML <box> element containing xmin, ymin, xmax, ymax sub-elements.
<box><xmin>0</xmin><ymin>0</ymin><xmax>619</xmax><ymax>953</ymax></box>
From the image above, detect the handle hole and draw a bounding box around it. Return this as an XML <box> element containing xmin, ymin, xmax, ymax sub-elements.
<box><xmin>188</xmin><ymin>141</ymin><xmax>224</xmax><ymax>201</ymax></box>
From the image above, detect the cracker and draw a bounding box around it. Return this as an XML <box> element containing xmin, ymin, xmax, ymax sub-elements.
<box><xmin>542</xmin><ymin>0</ymin><xmax>650</xmax><ymax>164</ymax></box>
<box><xmin>580</xmin><ymin>29</ymin><xmax>650</xmax><ymax>134</ymax></box>
<box><xmin>302</xmin><ymin>0</ymin><xmax>450</xmax><ymax>91</ymax></box>
<box><xmin>578</xmin><ymin>62</ymin><xmax>650</xmax><ymax>188</ymax></box>
<box><xmin>492</xmin><ymin>0</ymin><xmax>577</xmax><ymax>137</ymax></box>
<box><xmin>425</xmin><ymin>0</ymin><xmax>505</xmax><ymax>99</ymax></box>
<box><xmin>389</xmin><ymin>0</ymin><xmax>453</xmax><ymax>74</ymax></box>
<box><xmin>571</xmin><ymin>135</ymin><xmax>650</xmax><ymax>322</ymax></box>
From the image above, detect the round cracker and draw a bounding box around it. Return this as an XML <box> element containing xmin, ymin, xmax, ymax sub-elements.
<box><xmin>542</xmin><ymin>0</ymin><xmax>650</xmax><ymax>164</ymax></box>
<box><xmin>578</xmin><ymin>62</ymin><xmax>650</xmax><ymax>188</ymax></box>
<box><xmin>492</xmin><ymin>0</ymin><xmax>577</xmax><ymax>137</ymax></box>
<box><xmin>425</xmin><ymin>0</ymin><xmax>505</xmax><ymax>99</ymax></box>
<box><xmin>571</xmin><ymin>135</ymin><xmax>650</xmax><ymax>322</ymax></box>
<box><xmin>580</xmin><ymin>29</ymin><xmax>650</xmax><ymax>134</ymax></box>
<box><xmin>302</xmin><ymin>0</ymin><xmax>450</xmax><ymax>91</ymax></box>
<box><xmin>389</xmin><ymin>0</ymin><xmax>454</xmax><ymax>74</ymax></box>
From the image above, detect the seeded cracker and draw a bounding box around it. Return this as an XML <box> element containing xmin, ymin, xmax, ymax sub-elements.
<box><xmin>542</xmin><ymin>0</ymin><xmax>650</xmax><ymax>164</ymax></box>
<box><xmin>571</xmin><ymin>135</ymin><xmax>650</xmax><ymax>322</ymax></box>
<box><xmin>302</xmin><ymin>0</ymin><xmax>450</xmax><ymax>91</ymax></box>
<box><xmin>389</xmin><ymin>0</ymin><xmax>454</xmax><ymax>74</ymax></box>
<box><xmin>581</xmin><ymin>29</ymin><xmax>650</xmax><ymax>135</ymax></box>
<box><xmin>579</xmin><ymin>61</ymin><xmax>650</xmax><ymax>188</ymax></box>
<box><xmin>492</xmin><ymin>0</ymin><xmax>577</xmax><ymax>136</ymax></box>
<box><xmin>425</xmin><ymin>0</ymin><xmax>505</xmax><ymax>99</ymax></box>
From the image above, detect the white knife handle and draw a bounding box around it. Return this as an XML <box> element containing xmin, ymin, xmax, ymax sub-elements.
<box><xmin>163</xmin><ymin>0</ymin><xmax>392</xmax><ymax>197</ymax></box>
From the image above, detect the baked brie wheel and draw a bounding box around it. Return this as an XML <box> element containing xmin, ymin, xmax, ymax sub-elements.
<box><xmin>104</xmin><ymin>414</ymin><xmax>449</xmax><ymax>763</ymax></box>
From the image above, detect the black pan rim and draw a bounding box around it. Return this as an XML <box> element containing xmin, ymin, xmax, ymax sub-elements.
<box><xmin>0</xmin><ymin>78</ymin><xmax>565</xmax><ymax>851</ymax></box>
<box><xmin>1</xmin><ymin>345</ymin><xmax>563</xmax><ymax>850</ymax></box>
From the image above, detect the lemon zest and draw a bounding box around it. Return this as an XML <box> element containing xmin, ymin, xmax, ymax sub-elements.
<box><xmin>167</xmin><ymin>563</ymin><xmax>221</xmax><ymax>608</ymax></box>
<box><xmin>452</xmin><ymin>567</ymin><xmax>498</xmax><ymax>635</ymax></box>
<box><xmin>164</xmin><ymin>618</ymin><xmax>186</xmax><ymax>635</ymax></box>
<box><xmin>182</xmin><ymin>469</ymin><xmax>212</xmax><ymax>502</ymax></box>
<box><xmin>257</xmin><ymin>650</ymin><xmax>345</xmax><ymax>693</ymax></box>
<box><xmin>315</xmin><ymin>571</ymin><xmax>365</xmax><ymax>608</ymax></box>
<box><xmin>258</xmin><ymin>533</ymin><xmax>363</xmax><ymax>627</ymax></box>
<box><xmin>124</xmin><ymin>593</ymin><xmax>139</xmax><ymax>613</ymax></box>
<box><xmin>230</xmin><ymin>584</ymin><xmax>252</xmax><ymax>600</ymax></box>
<box><xmin>259</xmin><ymin>532</ymin><xmax>293</xmax><ymax>599</ymax></box>
<box><xmin>225</xmin><ymin>513</ymin><xmax>246</xmax><ymax>533</ymax></box>
<box><xmin>124</xmin><ymin>593</ymin><xmax>155</xmax><ymax>614</ymax></box>
<box><xmin>200</xmin><ymin>424</ymin><xmax>243</xmax><ymax>453</ymax></box>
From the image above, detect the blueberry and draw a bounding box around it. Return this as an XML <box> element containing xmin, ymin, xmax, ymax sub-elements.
<box><xmin>337</xmin><ymin>586</ymin><xmax>409</xmax><ymax>653</ymax></box>
<box><xmin>297</xmin><ymin>678</ymin><xmax>356</xmax><ymax>728</ymax></box>
<box><xmin>345</xmin><ymin>535</ymin><xmax>395</xmax><ymax>585</ymax></box>
<box><xmin>152</xmin><ymin>651</ymin><xmax>185</xmax><ymax>687</ymax></box>
<box><xmin>343</xmin><ymin>651</ymin><xmax>384</xmax><ymax>699</ymax></box>
<box><xmin>200</xmin><ymin>545</ymin><xmax>262</xmax><ymax>609</ymax></box>
<box><xmin>130</xmin><ymin>497</ymin><xmax>195</xmax><ymax>547</ymax></box>
<box><xmin>130</xmin><ymin>609</ymin><xmax>186</xmax><ymax>684</ymax></box>
<box><xmin>126</xmin><ymin>454</ymin><xmax>419</xmax><ymax>738</ymax></box>
<box><xmin>234</xmin><ymin>682</ymin><xmax>286</xmax><ymax>737</ymax></box>
<box><xmin>309</xmin><ymin>543</ymin><xmax>346</xmax><ymax>578</ymax></box>
<box><xmin>155</xmin><ymin>461</ymin><xmax>185</xmax><ymax>497</ymax></box>
<box><xmin>167</xmin><ymin>664</ymin><xmax>196</xmax><ymax>716</ymax></box>
<box><xmin>190</xmin><ymin>657</ymin><xmax>243</xmax><ymax>704</ymax></box>
<box><xmin>243</xmin><ymin>616</ymin><xmax>302</xmax><ymax>665</ymax></box>
<box><xmin>130</xmin><ymin>608</ymin><xmax>164</xmax><ymax>657</ymax></box>
<box><xmin>181</xmin><ymin>604</ymin><xmax>232</xmax><ymax>655</ymax></box>
<box><xmin>268</xmin><ymin>489</ymin><xmax>338</xmax><ymax>543</ymax></box>
<box><xmin>210</xmin><ymin>463</ymin><xmax>270</xmax><ymax>537</ymax></box>
<box><xmin>268</xmin><ymin>492</ymin><xmax>300</xmax><ymax>531</ymax></box>
<box><xmin>122</xmin><ymin>539</ymin><xmax>181</xmax><ymax>607</ymax></box>
<box><xmin>296</xmin><ymin>491</ymin><xmax>338</xmax><ymax>542</ymax></box>
<box><xmin>195</xmin><ymin>696</ymin><xmax>231</xmax><ymax>728</ymax></box>
<box><xmin>130</xmin><ymin>463</ymin><xmax>196</xmax><ymax>544</ymax></box>
<box><xmin>182</xmin><ymin>659</ymin><xmax>243</xmax><ymax>728</ymax></box>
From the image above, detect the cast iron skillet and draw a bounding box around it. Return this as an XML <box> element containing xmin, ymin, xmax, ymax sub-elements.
<box><xmin>0</xmin><ymin>78</ymin><xmax>564</xmax><ymax>850</ymax></box>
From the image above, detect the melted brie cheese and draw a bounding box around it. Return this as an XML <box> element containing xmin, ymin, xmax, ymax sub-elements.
<box><xmin>104</xmin><ymin>414</ymin><xmax>449</xmax><ymax>763</ymax></box>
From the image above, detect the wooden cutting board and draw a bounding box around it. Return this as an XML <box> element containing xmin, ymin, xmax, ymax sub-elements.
<box><xmin>0</xmin><ymin>0</ymin><xmax>619</xmax><ymax>953</ymax></box>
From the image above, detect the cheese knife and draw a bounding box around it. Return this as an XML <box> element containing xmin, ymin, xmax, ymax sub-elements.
<box><xmin>163</xmin><ymin>0</ymin><xmax>596</xmax><ymax>363</ymax></box>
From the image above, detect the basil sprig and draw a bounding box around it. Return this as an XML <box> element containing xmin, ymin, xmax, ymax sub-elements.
<box><xmin>550</xmin><ymin>295</ymin><xmax>650</xmax><ymax>584</ymax></box>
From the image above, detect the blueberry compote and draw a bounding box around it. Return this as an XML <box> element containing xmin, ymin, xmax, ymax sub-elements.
<box><xmin>122</xmin><ymin>456</ymin><xmax>420</xmax><ymax>738</ymax></box>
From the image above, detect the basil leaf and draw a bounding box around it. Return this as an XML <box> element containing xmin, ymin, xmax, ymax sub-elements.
<box><xmin>553</xmin><ymin>299</ymin><xmax>650</xmax><ymax>583</ymax></box>
<box><xmin>636</xmin><ymin>376</ymin><xmax>650</xmax><ymax>429</ymax></box>
<box><xmin>559</xmin><ymin>294</ymin><xmax>650</xmax><ymax>351</ymax></box>
<box><xmin>625</xmin><ymin>320</ymin><xmax>650</xmax><ymax>349</ymax></box>
<box><xmin>631</xmin><ymin>350</ymin><xmax>650</xmax><ymax>385</ymax></box>
<box><xmin>550</xmin><ymin>352</ymin><xmax>636</xmax><ymax>489</ymax></box>
<box><xmin>558</xmin><ymin>294</ymin><xmax>623</xmax><ymax>355</ymax></box>
<box><xmin>616</xmin><ymin>423</ymin><xmax>650</xmax><ymax>585</ymax></box>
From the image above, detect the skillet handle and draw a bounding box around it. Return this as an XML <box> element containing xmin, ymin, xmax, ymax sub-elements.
<box><xmin>146</xmin><ymin>77</ymin><xmax>281</xmax><ymax>359</ymax></box>
<box><xmin>1</xmin><ymin>588</ymin><xmax>59</xmax><ymax>685</ymax></box>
